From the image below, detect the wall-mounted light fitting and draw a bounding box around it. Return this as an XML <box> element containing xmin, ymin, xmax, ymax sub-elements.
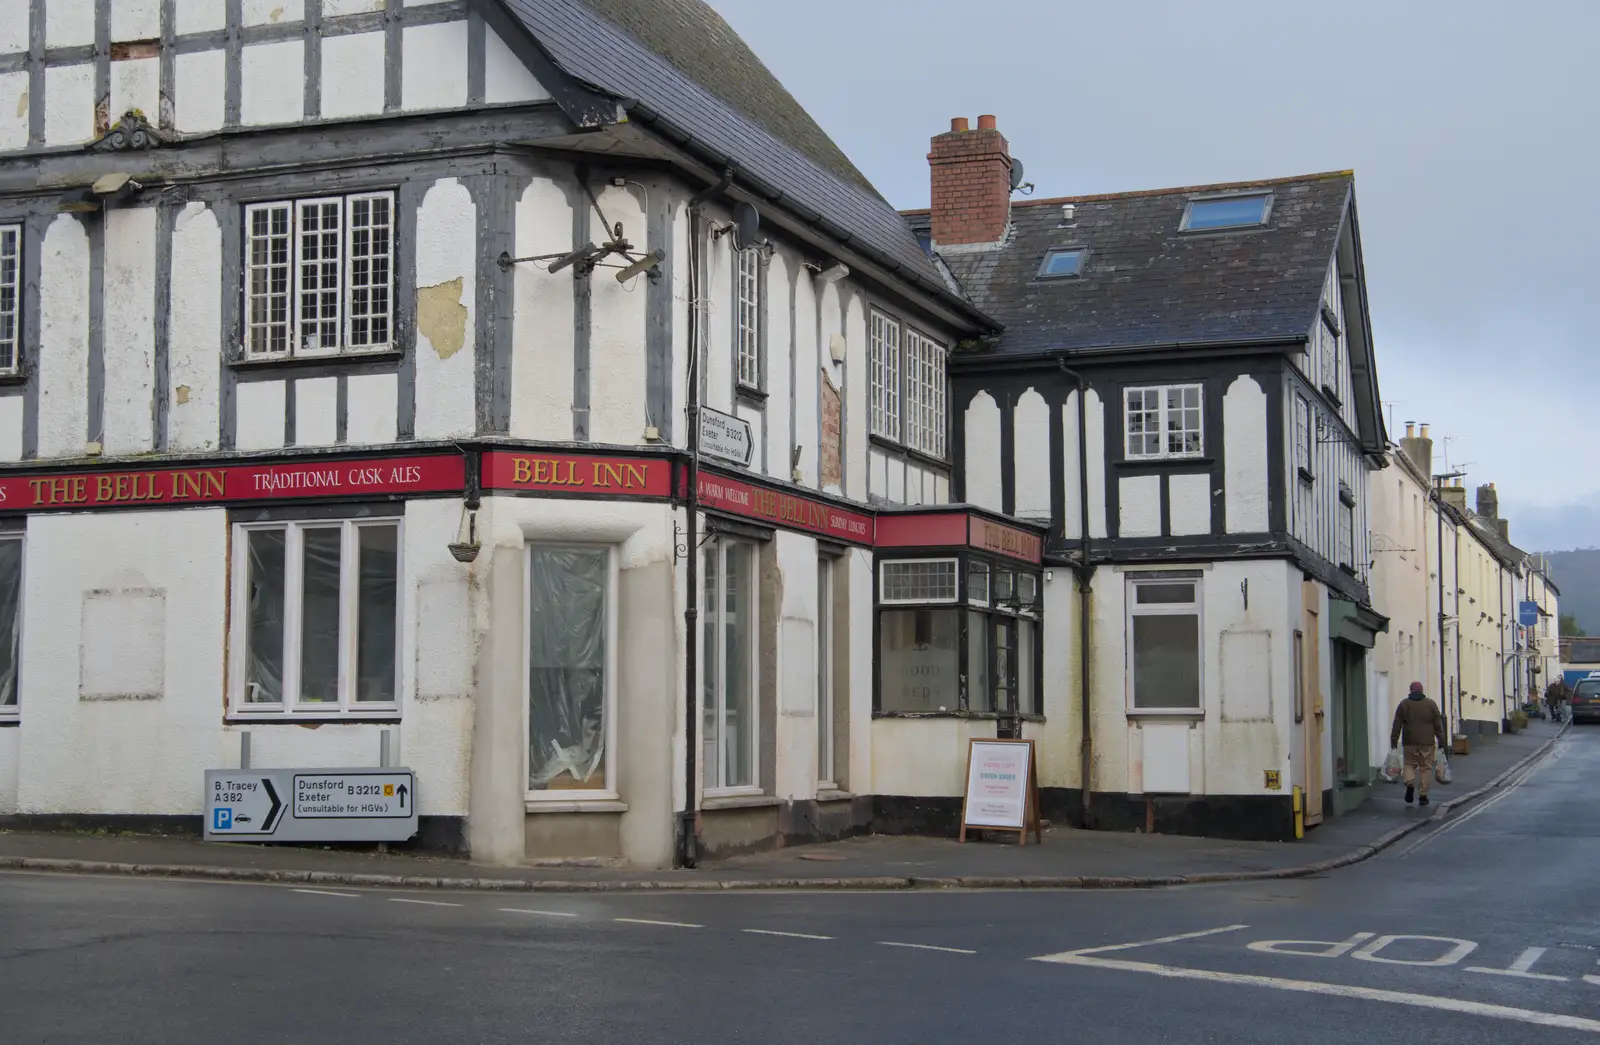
<box><xmin>816</xmin><ymin>262</ymin><xmax>849</xmax><ymax>284</ymax></box>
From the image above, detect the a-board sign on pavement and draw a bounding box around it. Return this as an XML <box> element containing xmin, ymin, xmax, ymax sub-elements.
<box><xmin>958</xmin><ymin>739</ymin><xmax>1042</xmax><ymax>844</ymax></box>
<box><xmin>204</xmin><ymin>768</ymin><xmax>418</xmax><ymax>843</ymax></box>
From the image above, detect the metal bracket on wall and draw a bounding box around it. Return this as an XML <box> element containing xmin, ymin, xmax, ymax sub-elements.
<box><xmin>672</xmin><ymin>520</ymin><xmax>716</xmax><ymax>562</ymax></box>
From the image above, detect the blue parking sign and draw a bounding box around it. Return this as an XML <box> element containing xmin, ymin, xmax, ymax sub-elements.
<box><xmin>213</xmin><ymin>808</ymin><xmax>232</xmax><ymax>830</ymax></box>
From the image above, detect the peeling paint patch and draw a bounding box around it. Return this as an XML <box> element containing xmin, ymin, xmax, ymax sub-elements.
<box><xmin>417</xmin><ymin>278</ymin><xmax>468</xmax><ymax>360</ymax></box>
<box><xmin>175</xmin><ymin>385</ymin><xmax>191</xmax><ymax>405</ymax></box>
<box><xmin>271</xmin><ymin>6</ymin><xmax>285</xmax><ymax>22</ymax></box>
<box><xmin>15</xmin><ymin>89</ymin><xmax>25</xmax><ymax>119</ymax></box>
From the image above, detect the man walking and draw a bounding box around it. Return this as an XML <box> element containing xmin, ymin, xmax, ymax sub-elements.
<box><xmin>1391</xmin><ymin>681</ymin><xmax>1446</xmax><ymax>806</ymax></box>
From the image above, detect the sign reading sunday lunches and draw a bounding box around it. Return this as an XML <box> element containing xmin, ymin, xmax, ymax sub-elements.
<box><xmin>204</xmin><ymin>768</ymin><xmax>418</xmax><ymax>844</ymax></box>
<box><xmin>959</xmin><ymin>739</ymin><xmax>1042</xmax><ymax>844</ymax></box>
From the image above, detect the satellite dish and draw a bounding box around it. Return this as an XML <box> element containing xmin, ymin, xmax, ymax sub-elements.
<box><xmin>1009</xmin><ymin>158</ymin><xmax>1026</xmax><ymax>191</ymax></box>
<box><xmin>733</xmin><ymin>201</ymin><xmax>761</xmax><ymax>250</ymax></box>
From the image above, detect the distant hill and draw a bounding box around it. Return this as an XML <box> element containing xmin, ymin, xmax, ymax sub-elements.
<box><xmin>1544</xmin><ymin>549</ymin><xmax>1600</xmax><ymax>637</ymax></box>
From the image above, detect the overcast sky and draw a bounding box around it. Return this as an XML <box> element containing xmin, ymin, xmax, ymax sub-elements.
<box><xmin>711</xmin><ymin>0</ymin><xmax>1599</xmax><ymax>551</ymax></box>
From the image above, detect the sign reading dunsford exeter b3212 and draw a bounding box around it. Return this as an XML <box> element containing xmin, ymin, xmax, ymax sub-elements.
<box><xmin>203</xmin><ymin>768</ymin><xmax>418</xmax><ymax>844</ymax></box>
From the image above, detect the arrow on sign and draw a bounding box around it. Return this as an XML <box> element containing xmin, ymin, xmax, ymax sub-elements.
<box><xmin>397</xmin><ymin>784</ymin><xmax>409</xmax><ymax>810</ymax></box>
<box><xmin>262</xmin><ymin>777</ymin><xmax>283</xmax><ymax>832</ymax></box>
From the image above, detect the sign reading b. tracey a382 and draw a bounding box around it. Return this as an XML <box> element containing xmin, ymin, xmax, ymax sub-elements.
<box><xmin>204</xmin><ymin>768</ymin><xmax>418</xmax><ymax>843</ymax></box>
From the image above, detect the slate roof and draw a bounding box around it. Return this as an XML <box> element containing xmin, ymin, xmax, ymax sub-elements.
<box><xmin>903</xmin><ymin>172</ymin><xmax>1354</xmax><ymax>355</ymax></box>
<box><xmin>499</xmin><ymin>0</ymin><xmax>959</xmax><ymax>307</ymax></box>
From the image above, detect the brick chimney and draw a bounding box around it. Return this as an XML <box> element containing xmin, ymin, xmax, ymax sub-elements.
<box><xmin>1476</xmin><ymin>482</ymin><xmax>1498</xmax><ymax>520</ymax></box>
<box><xmin>1399</xmin><ymin>422</ymin><xmax>1433</xmax><ymax>478</ymax></box>
<box><xmin>928</xmin><ymin>114</ymin><xmax>1013</xmax><ymax>249</ymax></box>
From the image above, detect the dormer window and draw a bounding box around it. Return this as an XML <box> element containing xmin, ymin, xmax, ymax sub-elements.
<box><xmin>1037</xmin><ymin>248</ymin><xmax>1086</xmax><ymax>279</ymax></box>
<box><xmin>1179</xmin><ymin>193</ymin><xmax>1272</xmax><ymax>232</ymax></box>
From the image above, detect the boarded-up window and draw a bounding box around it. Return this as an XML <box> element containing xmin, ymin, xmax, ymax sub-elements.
<box><xmin>1221</xmin><ymin>628</ymin><xmax>1272</xmax><ymax>721</ymax></box>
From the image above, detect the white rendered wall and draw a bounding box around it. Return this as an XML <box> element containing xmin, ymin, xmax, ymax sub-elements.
<box><xmin>413</xmin><ymin>178</ymin><xmax>477</xmax><ymax>440</ymax></box>
<box><xmin>790</xmin><ymin>265</ymin><xmax>818</xmax><ymax>488</ymax></box>
<box><xmin>346</xmin><ymin>373</ymin><xmax>399</xmax><ymax>445</ymax></box>
<box><xmin>842</xmin><ymin>289</ymin><xmax>868</xmax><ymax>502</ymax></box>
<box><xmin>1013</xmin><ymin>388</ymin><xmax>1051</xmax><ymax>520</ymax></box>
<box><xmin>44</xmin><ymin>63</ymin><xmax>94</xmax><ymax>146</ymax></box>
<box><xmin>321</xmin><ymin>32</ymin><xmax>387</xmax><ymax>120</ymax></box>
<box><xmin>1119</xmin><ymin>475</ymin><xmax>1160</xmax><ymax>537</ymax></box>
<box><xmin>0</xmin><ymin>73</ymin><xmax>25</xmax><ymax>151</ymax></box>
<box><xmin>510</xmin><ymin>178</ymin><xmax>575</xmax><ymax>441</ymax></box>
<box><xmin>484</xmin><ymin>27</ymin><xmax>549</xmax><ymax>104</ymax></box>
<box><xmin>175</xmin><ymin>51</ymin><xmax>227</xmax><ymax>134</ymax></box>
<box><xmin>772</xmin><ymin>530</ymin><xmax>819</xmax><ymax>801</ymax></box>
<box><xmin>402</xmin><ymin>21</ymin><xmax>469</xmax><ymax>111</ymax></box>
<box><xmin>964</xmin><ymin>391</ymin><xmax>1001</xmax><ymax>510</ymax></box>
<box><xmin>1168</xmin><ymin>473</ymin><xmax>1211</xmax><ymax>536</ymax></box>
<box><xmin>762</xmin><ymin>250</ymin><xmax>792</xmax><ymax>483</ymax></box>
<box><xmin>296</xmin><ymin>377</ymin><xmax>338</xmax><ymax>446</ymax></box>
<box><xmin>38</xmin><ymin>216</ymin><xmax>90</xmax><ymax>458</ymax></box>
<box><xmin>168</xmin><ymin>204</ymin><xmax>222</xmax><ymax>451</ymax></box>
<box><xmin>235</xmin><ymin>380</ymin><xmax>285</xmax><ymax>451</ymax></box>
<box><xmin>0</xmin><ymin>396</ymin><xmax>22</xmax><ymax>461</ymax></box>
<box><xmin>102</xmin><ymin>207</ymin><xmax>158</xmax><ymax>455</ymax></box>
<box><xmin>1223</xmin><ymin>375</ymin><xmax>1269</xmax><ymax>532</ymax></box>
<box><xmin>588</xmin><ymin>185</ymin><xmax>647</xmax><ymax>445</ymax></box>
<box><xmin>240</xmin><ymin>41</ymin><xmax>304</xmax><ymax>126</ymax></box>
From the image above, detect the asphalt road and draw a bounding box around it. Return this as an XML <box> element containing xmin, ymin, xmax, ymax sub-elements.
<box><xmin>1</xmin><ymin>729</ymin><xmax>1595</xmax><ymax>1045</ymax></box>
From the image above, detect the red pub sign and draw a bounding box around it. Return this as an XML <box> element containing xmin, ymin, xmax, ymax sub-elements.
<box><xmin>692</xmin><ymin>468</ymin><xmax>874</xmax><ymax>545</ymax></box>
<box><xmin>482</xmin><ymin>451</ymin><xmax>674</xmax><ymax>498</ymax></box>
<box><xmin>0</xmin><ymin>454</ymin><xmax>465</xmax><ymax>511</ymax></box>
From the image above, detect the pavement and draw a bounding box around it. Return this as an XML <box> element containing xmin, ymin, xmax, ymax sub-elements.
<box><xmin>0</xmin><ymin>722</ymin><xmax>1592</xmax><ymax>1043</ymax></box>
<box><xmin>0</xmin><ymin>720</ymin><xmax>1566</xmax><ymax>891</ymax></box>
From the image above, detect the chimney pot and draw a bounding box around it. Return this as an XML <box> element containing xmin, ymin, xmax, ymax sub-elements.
<box><xmin>1420</xmin><ymin>423</ymin><xmax>1430</xmax><ymax>439</ymax></box>
<box><xmin>977</xmin><ymin>114</ymin><xmax>997</xmax><ymax>130</ymax></box>
<box><xmin>950</xmin><ymin>117</ymin><xmax>970</xmax><ymax>133</ymax></box>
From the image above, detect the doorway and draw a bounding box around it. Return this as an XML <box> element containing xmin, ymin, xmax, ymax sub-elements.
<box><xmin>1301</xmin><ymin>581</ymin><xmax>1324</xmax><ymax>827</ymax></box>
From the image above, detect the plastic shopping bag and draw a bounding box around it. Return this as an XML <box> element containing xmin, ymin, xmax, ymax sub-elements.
<box><xmin>1381</xmin><ymin>747</ymin><xmax>1404</xmax><ymax>783</ymax></box>
<box><xmin>1435</xmin><ymin>750</ymin><xmax>1452</xmax><ymax>785</ymax></box>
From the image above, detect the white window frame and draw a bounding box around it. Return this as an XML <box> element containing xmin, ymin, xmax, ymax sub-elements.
<box><xmin>0</xmin><ymin>224</ymin><xmax>21</xmax><ymax>376</ymax></box>
<box><xmin>1124</xmin><ymin>383</ymin><xmax>1204</xmax><ymax>460</ymax></box>
<box><xmin>523</xmin><ymin>544</ymin><xmax>620</xmax><ymax>803</ymax></box>
<box><xmin>1294</xmin><ymin>394</ymin><xmax>1312</xmax><ymax>476</ymax></box>
<box><xmin>242</xmin><ymin>191</ymin><xmax>395</xmax><ymax>360</ymax></box>
<box><xmin>870</xmin><ymin>310</ymin><xmax>901</xmax><ymax>441</ymax></box>
<box><xmin>816</xmin><ymin>555</ymin><xmax>836</xmax><ymax>792</ymax></box>
<box><xmin>0</xmin><ymin>531</ymin><xmax>22</xmax><ymax>718</ymax></box>
<box><xmin>879</xmin><ymin>557</ymin><xmax>960</xmax><ymax>605</ymax></box>
<box><xmin>1125</xmin><ymin>575</ymin><xmax>1204</xmax><ymax>715</ymax></box>
<box><xmin>735</xmin><ymin>246</ymin><xmax>761</xmax><ymax>390</ymax></box>
<box><xmin>227</xmin><ymin>517</ymin><xmax>403</xmax><ymax>719</ymax></box>
<box><xmin>703</xmin><ymin>538</ymin><xmax>760</xmax><ymax>796</ymax></box>
<box><xmin>904</xmin><ymin>327</ymin><xmax>948</xmax><ymax>458</ymax></box>
<box><xmin>1338</xmin><ymin>498</ymin><xmax>1355</xmax><ymax>569</ymax></box>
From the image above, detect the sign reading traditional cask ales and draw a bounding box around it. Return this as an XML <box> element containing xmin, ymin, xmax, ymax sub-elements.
<box><xmin>482</xmin><ymin>451</ymin><xmax>673</xmax><ymax>498</ymax></box>
<box><xmin>0</xmin><ymin>454</ymin><xmax>464</xmax><ymax>511</ymax></box>
<box><xmin>692</xmin><ymin>468</ymin><xmax>873</xmax><ymax>545</ymax></box>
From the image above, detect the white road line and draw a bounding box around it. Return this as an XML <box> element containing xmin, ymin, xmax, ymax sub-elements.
<box><xmin>1468</xmin><ymin>947</ymin><xmax>1567</xmax><ymax>982</ymax></box>
<box><xmin>743</xmin><ymin>929</ymin><xmax>834</xmax><ymax>940</ymax></box>
<box><xmin>615</xmin><ymin>918</ymin><xmax>702</xmax><ymax>929</ymax></box>
<box><xmin>879</xmin><ymin>941</ymin><xmax>977</xmax><ymax>955</ymax></box>
<box><xmin>1044</xmin><ymin>924</ymin><xmax>1250</xmax><ymax>959</ymax></box>
<box><xmin>1033</xmin><ymin>953</ymin><xmax>1600</xmax><ymax>1034</ymax></box>
<box><xmin>389</xmin><ymin>898</ymin><xmax>462</xmax><ymax>908</ymax></box>
<box><xmin>292</xmin><ymin>888</ymin><xmax>359</xmax><ymax>898</ymax></box>
<box><xmin>499</xmin><ymin>908</ymin><xmax>579</xmax><ymax>918</ymax></box>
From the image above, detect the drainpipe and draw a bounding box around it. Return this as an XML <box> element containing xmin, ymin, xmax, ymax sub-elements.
<box><xmin>1058</xmin><ymin>360</ymin><xmax>1095</xmax><ymax>827</ymax></box>
<box><xmin>1498</xmin><ymin>564</ymin><xmax>1507</xmax><ymax>729</ymax></box>
<box><xmin>1435</xmin><ymin>488</ymin><xmax>1449</xmax><ymax>744</ymax></box>
<box><xmin>678</xmin><ymin>168</ymin><xmax>733</xmax><ymax>869</ymax></box>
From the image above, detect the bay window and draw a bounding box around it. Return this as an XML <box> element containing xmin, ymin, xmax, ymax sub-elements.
<box><xmin>1127</xmin><ymin>575</ymin><xmax>1202</xmax><ymax>713</ymax></box>
<box><xmin>231</xmin><ymin>518</ymin><xmax>400</xmax><ymax>717</ymax></box>
<box><xmin>527</xmin><ymin>546</ymin><xmax>616</xmax><ymax>797</ymax></box>
<box><xmin>877</xmin><ymin>555</ymin><xmax>1041</xmax><ymax>717</ymax></box>
<box><xmin>703</xmin><ymin>538</ymin><xmax>758</xmax><ymax>792</ymax></box>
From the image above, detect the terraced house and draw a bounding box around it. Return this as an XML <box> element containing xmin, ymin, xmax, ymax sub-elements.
<box><xmin>906</xmin><ymin>117</ymin><xmax>1393</xmax><ymax>839</ymax></box>
<box><xmin>0</xmin><ymin>0</ymin><xmax>1062</xmax><ymax>868</ymax></box>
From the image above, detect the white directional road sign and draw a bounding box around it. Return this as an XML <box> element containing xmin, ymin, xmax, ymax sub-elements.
<box><xmin>699</xmin><ymin>406</ymin><xmax>753</xmax><ymax>466</ymax></box>
<box><xmin>204</xmin><ymin>768</ymin><xmax>418</xmax><ymax>843</ymax></box>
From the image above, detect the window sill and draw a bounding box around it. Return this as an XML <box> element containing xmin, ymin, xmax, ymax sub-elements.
<box><xmin>735</xmin><ymin>384</ymin><xmax>768</xmax><ymax>405</ymax></box>
<box><xmin>1126</xmin><ymin>709</ymin><xmax>1204</xmax><ymax>719</ymax></box>
<box><xmin>1115</xmin><ymin>456</ymin><xmax>1213</xmax><ymax>469</ymax></box>
<box><xmin>226</xmin><ymin>713</ymin><xmax>402</xmax><ymax>724</ymax></box>
<box><xmin>815</xmin><ymin>789</ymin><xmax>855</xmax><ymax>803</ymax></box>
<box><xmin>0</xmin><ymin>370</ymin><xmax>27</xmax><ymax>388</ymax></box>
<box><xmin>0</xmin><ymin>715</ymin><xmax>17</xmax><ymax>726</ymax></box>
<box><xmin>1298</xmin><ymin>467</ymin><xmax>1315</xmax><ymax>484</ymax></box>
<box><xmin>230</xmin><ymin>349</ymin><xmax>405</xmax><ymax>372</ymax></box>
<box><xmin>869</xmin><ymin>434</ymin><xmax>949</xmax><ymax>470</ymax></box>
<box><xmin>524</xmin><ymin>798</ymin><xmax>627</xmax><ymax>814</ymax></box>
<box><xmin>1320</xmin><ymin>386</ymin><xmax>1342</xmax><ymax>406</ymax></box>
<box><xmin>701</xmin><ymin>793</ymin><xmax>779</xmax><ymax>811</ymax></box>
<box><xmin>872</xmin><ymin>711</ymin><xmax>1046</xmax><ymax>722</ymax></box>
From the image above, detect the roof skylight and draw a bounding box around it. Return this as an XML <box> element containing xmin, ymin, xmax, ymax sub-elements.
<box><xmin>1180</xmin><ymin>194</ymin><xmax>1272</xmax><ymax>232</ymax></box>
<box><xmin>1038</xmin><ymin>248</ymin><xmax>1086</xmax><ymax>279</ymax></box>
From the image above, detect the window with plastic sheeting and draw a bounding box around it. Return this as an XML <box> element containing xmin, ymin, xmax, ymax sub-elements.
<box><xmin>0</xmin><ymin>535</ymin><xmax>20</xmax><ymax>715</ymax></box>
<box><xmin>526</xmin><ymin>546</ymin><xmax>616</xmax><ymax>797</ymax></box>
<box><xmin>1127</xmin><ymin>576</ymin><xmax>1203</xmax><ymax>713</ymax></box>
<box><xmin>230</xmin><ymin>519</ymin><xmax>400</xmax><ymax>717</ymax></box>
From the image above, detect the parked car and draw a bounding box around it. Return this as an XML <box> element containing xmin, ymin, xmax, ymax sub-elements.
<box><xmin>1571</xmin><ymin>678</ymin><xmax>1600</xmax><ymax>724</ymax></box>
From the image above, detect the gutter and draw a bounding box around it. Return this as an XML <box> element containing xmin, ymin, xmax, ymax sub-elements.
<box><xmin>948</xmin><ymin>334</ymin><xmax>1311</xmax><ymax>372</ymax></box>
